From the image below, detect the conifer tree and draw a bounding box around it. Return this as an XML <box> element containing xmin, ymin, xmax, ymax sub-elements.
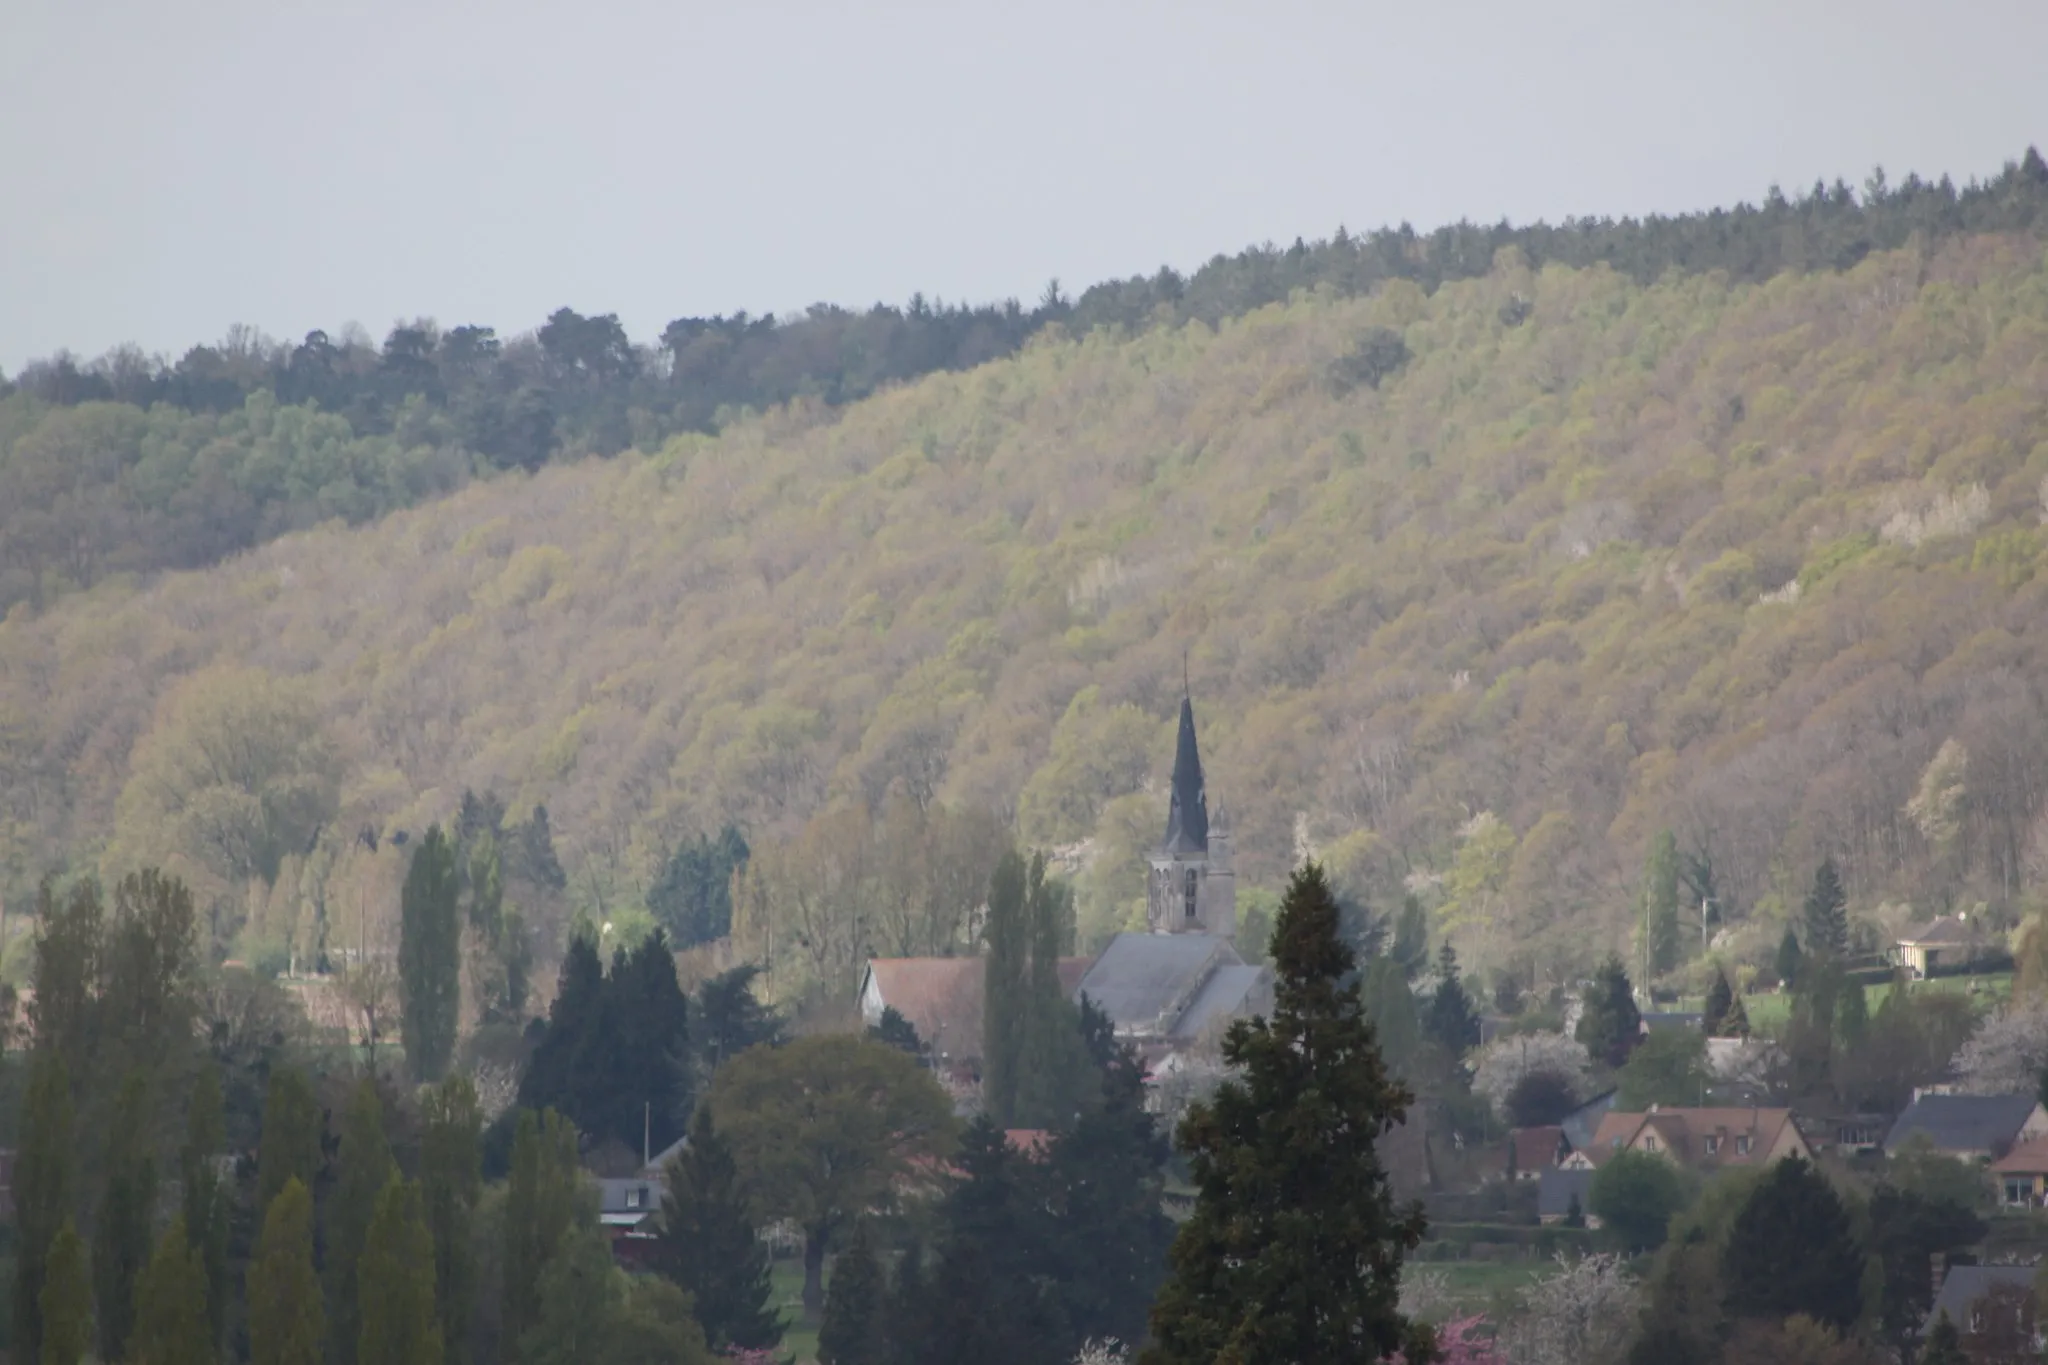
<box><xmin>359</xmin><ymin>1180</ymin><xmax>444</xmax><ymax>1365</ymax></box>
<box><xmin>983</xmin><ymin>850</ymin><xmax>1030</xmax><ymax>1126</ymax></box>
<box><xmin>884</xmin><ymin>1241</ymin><xmax>930</xmax><ymax>1365</ymax></box>
<box><xmin>1144</xmin><ymin>863</ymin><xmax>1432</xmax><ymax>1365</ymax></box>
<box><xmin>1642</xmin><ymin>830</ymin><xmax>1684</xmax><ymax>975</ymax></box>
<box><xmin>502</xmin><ymin>1109</ymin><xmax>585</xmax><ymax>1361</ymax></box>
<box><xmin>817</xmin><ymin>1220</ymin><xmax>888</xmax><ymax>1365</ymax></box>
<box><xmin>654</xmin><ymin>1106</ymin><xmax>781</xmax><ymax>1352</ymax></box>
<box><xmin>250</xmin><ymin>1179</ymin><xmax>323</xmax><ymax>1365</ymax></box>
<box><xmin>15</xmin><ymin>1050</ymin><xmax>75</xmax><ymax>1365</ymax></box>
<box><xmin>1777</xmin><ymin>926</ymin><xmax>1805</xmax><ymax>988</ymax></box>
<box><xmin>1361</xmin><ymin>957</ymin><xmax>1421</xmax><ymax>1075</ymax></box>
<box><xmin>1390</xmin><ymin>897</ymin><xmax>1430</xmax><ymax>981</ymax></box>
<box><xmin>328</xmin><ymin>1079</ymin><xmax>397</xmax><ymax>1365</ymax></box>
<box><xmin>421</xmin><ymin>1077</ymin><xmax>483</xmax><ymax>1365</ymax></box>
<box><xmin>132</xmin><ymin>1217</ymin><xmax>214</xmax><ymax>1365</ymax></box>
<box><xmin>1574</xmin><ymin>956</ymin><xmax>1642</xmax><ymax>1068</ymax></box>
<box><xmin>94</xmin><ymin>1071</ymin><xmax>157</xmax><ymax>1363</ymax></box>
<box><xmin>182</xmin><ymin>1061</ymin><xmax>231</xmax><ymax>1353</ymax></box>
<box><xmin>1722</xmin><ymin>990</ymin><xmax>1752</xmax><ymax>1039</ymax></box>
<box><xmin>1424</xmin><ymin>941</ymin><xmax>1481</xmax><ymax>1055</ymax></box>
<box><xmin>1803</xmin><ymin>856</ymin><xmax>1849</xmax><ymax>960</ymax></box>
<box><xmin>39</xmin><ymin>1220</ymin><xmax>90</xmax><ymax>1365</ymax></box>
<box><xmin>1702</xmin><ymin>967</ymin><xmax>1734</xmax><ymax>1037</ymax></box>
<box><xmin>1920</xmin><ymin>1310</ymin><xmax>1967</xmax><ymax>1365</ymax></box>
<box><xmin>400</xmin><ymin>824</ymin><xmax>462</xmax><ymax>1081</ymax></box>
<box><xmin>258</xmin><ymin>1065</ymin><xmax>323</xmax><ymax>1215</ymax></box>
<box><xmin>1016</xmin><ymin>855</ymin><xmax>1093</xmax><ymax>1126</ymax></box>
<box><xmin>1722</xmin><ymin>1155</ymin><xmax>1865</xmax><ymax>1331</ymax></box>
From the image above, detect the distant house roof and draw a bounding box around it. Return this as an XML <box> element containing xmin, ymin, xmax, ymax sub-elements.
<box><xmin>1537</xmin><ymin>1166</ymin><xmax>1595</xmax><ymax>1219</ymax></box>
<box><xmin>1991</xmin><ymin>1133</ymin><xmax>2048</xmax><ymax>1175</ymax></box>
<box><xmin>861</xmin><ymin>956</ymin><xmax>1093</xmax><ymax>1062</ymax></box>
<box><xmin>1560</xmin><ymin>1089</ymin><xmax>1618</xmax><ymax>1153</ymax></box>
<box><xmin>1003</xmin><ymin>1129</ymin><xmax>1053</xmax><ymax>1160</ymax></box>
<box><xmin>1886</xmin><ymin>1094</ymin><xmax>2046</xmax><ymax>1158</ymax></box>
<box><xmin>1640</xmin><ymin>1012</ymin><xmax>1704</xmax><ymax>1035</ymax></box>
<box><xmin>1074</xmin><ymin>933</ymin><xmax>1241</xmax><ymax>1035</ymax></box>
<box><xmin>1586</xmin><ymin>1107</ymin><xmax>1804</xmax><ymax>1168</ymax></box>
<box><xmin>1900</xmin><ymin>917</ymin><xmax>1983</xmax><ymax>948</ymax></box>
<box><xmin>1927</xmin><ymin>1265</ymin><xmax>2035</xmax><ymax>1333</ymax></box>
<box><xmin>1511</xmin><ymin>1126</ymin><xmax>1566</xmax><ymax>1173</ymax></box>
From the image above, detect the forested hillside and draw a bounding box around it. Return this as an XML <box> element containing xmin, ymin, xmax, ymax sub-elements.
<box><xmin>4</xmin><ymin>152</ymin><xmax>2045</xmax><ymax>619</ymax></box>
<box><xmin>6</xmin><ymin>229</ymin><xmax>2048</xmax><ymax>999</ymax></box>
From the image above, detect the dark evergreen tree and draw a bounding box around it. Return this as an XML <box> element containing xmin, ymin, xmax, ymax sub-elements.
<box><xmin>868</xmin><ymin>1005</ymin><xmax>925</xmax><ymax>1058</ymax></box>
<box><xmin>39</xmin><ymin>1220</ymin><xmax>90</xmax><ymax>1365</ymax></box>
<box><xmin>181</xmin><ymin>1062</ymin><xmax>230</xmax><ymax>1354</ymax></box>
<box><xmin>647</xmin><ymin>826</ymin><xmax>749</xmax><ymax>949</ymax></box>
<box><xmin>1390</xmin><ymin>896</ymin><xmax>1429</xmax><ymax>981</ymax></box>
<box><xmin>1143</xmin><ymin>863</ymin><xmax>1431</xmax><ymax>1365</ymax></box>
<box><xmin>1504</xmin><ymin>1070</ymin><xmax>1578</xmax><ymax>1128</ymax></box>
<box><xmin>1722</xmin><ymin>991</ymin><xmax>1751</xmax><ymax>1039</ymax></box>
<box><xmin>883</xmin><ymin>1241</ymin><xmax>931</xmax><ymax>1365</ymax></box>
<box><xmin>512</xmin><ymin>805</ymin><xmax>568</xmax><ymax>893</ymax></box>
<box><xmin>400</xmin><ymin>824</ymin><xmax>462</xmax><ymax>1081</ymax></box>
<box><xmin>258</xmin><ymin>1065</ymin><xmax>324</xmax><ymax>1214</ymax></box>
<box><xmin>693</xmin><ymin>963</ymin><xmax>785</xmax><ymax>1078</ymax></box>
<box><xmin>421</xmin><ymin>1077</ymin><xmax>483</xmax><ymax>1365</ymax></box>
<box><xmin>1721</xmin><ymin>1155</ymin><xmax>1865</xmax><ymax>1331</ymax></box>
<box><xmin>328</xmin><ymin>1079</ymin><xmax>397</xmax><ymax>1365</ymax></box>
<box><xmin>655</xmin><ymin>1106</ymin><xmax>782</xmax><ymax>1352</ymax></box>
<box><xmin>1803</xmin><ymin>856</ymin><xmax>1849</xmax><ymax>960</ymax></box>
<box><xmin>929</xmin><ymin>1119</ymin><xmax>1063</xmax><ymax>1365</ymax></box>
<box><xmin>818</xmin><ymin>1220</ymin><xmax>888</xmax><ymax>1365</ymax></box>
<box><xmin>1776</xmin><ymin>926</ymin><xmax>1805</xmax><ymax>988</ymax></box>
<box><xmin>15</xmin><ymin>1050</ymin><xmax>75</xmax><ymax>1365</ymax></box>
<box><xmin>1016</xmin><ymin>855</ymin><xmax>1095</xmax><ymax>1127</ymax></box>
<box><xmin>93</xmin><ymin>1071</ymin><xmax>157</xmax><ymax>1363</ymax></box>
<box><xmin>517</xmin><ymin>933</ymin><xmax>606</xmax><ymax>1127</ymax></box>
<box><xmin>1702</xmin><ymin>967</ymin><xmax>1734</xmax><ymax>1037</ymax></box>
<box><xmin>1869</xmin><ymin>1185</ymin><xmax>1984</xmax><ymax>1361</ymax></box>
<box><xmin>358</xmin><ymin>1180</ymin><xmax>443</xmax><ymax>1365</ymax></box>
<box><xmin>1424</xmin><ymin>941</ymin><xmax>1481</xmax><ymax>1055</ymax></box>
<box><xmin>1575</xmin><ymin>956</ymin><xmax>1642</xmax><ymax>1068</ymax></box>
<box><xmin>608</xmin><ymin>929</ymin><xmax>692</xmax><ymax>1156</ymax></box>
<box><xmin>1920</xmin><ymin>1311</ymin><xmax>1967</xmax><ymax>1365</ymax></box>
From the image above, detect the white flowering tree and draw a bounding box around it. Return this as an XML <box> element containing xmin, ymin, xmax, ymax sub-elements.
<box><xmin>1952</xmin><ymin>1002</ymin><xmax>2048</xmax><ymax>1095</ymax></box>
<box><xmin>1472</xmin><ymin>1032</ymin><xmax>1595</xmax><ymax>1123</ymax></box>
<box><xmin>1499</xmin><ymin>1253</ymin><xmax>1639</xmax><ymax>1365</ymax></box>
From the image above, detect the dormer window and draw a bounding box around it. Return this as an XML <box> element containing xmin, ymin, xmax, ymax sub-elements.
<box><xmin>1704</xmin><ymin>1136</ymin><xmax>1720</xmax><ymax>1155</ymax></box>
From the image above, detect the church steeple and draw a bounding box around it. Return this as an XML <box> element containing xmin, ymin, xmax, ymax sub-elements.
<box><xmin>1161</xmin><ymin>694</ymin><xmax>1208</xmax><ymax>856</ymax></box>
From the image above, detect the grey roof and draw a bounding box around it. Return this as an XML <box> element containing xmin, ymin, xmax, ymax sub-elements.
<box><xmin>1927</xmin><ymin>1265</ymin><xmax>2034</xmax><ymax>1332</ymax></box>
<box><xmin>1901</xmin><ymin>917</ymin><xmax>1981</xmax><ymax>947</ymax></box>
<box><xmin>1538</xmin><ymin>1166</ymin><xmax>1595</xmax><ymax>1218</ymax></box>
<box><xmin>1560</xmin><ymin>1090</ymin><xmax>1619</xmax><ymax>1152</ymax></box>
<box><xmin>596</xmin><ymin>1176</ymin><xmax>663</xmax><ymax>1224</ymax></box>
<box><xmin>1075</xmin><ymin>933</ymin><xmax>1238</xmax><ymax>1031</ymax></box>
<box><xmin>1170</xmin><ymin>963</ymin><xmax>1266</xmax><ymax>1040</ymax></box>
<box><xmin>1641</xmin><ymin>1012</ymin><xmax>1704</xmax><ymax>1033</ymax></box>
<box><xmin>1161</xmin><ymin>696</ymin><xmax>1208</xmax><ymax>855</ymax></box>
<box><xmin>1886</xmin><ymin>1094</ymin><xmax>2043</xmax><ymax>1155</ymax></box>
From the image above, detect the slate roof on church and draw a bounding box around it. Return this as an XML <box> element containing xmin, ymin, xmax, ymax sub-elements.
<box><xmin>1169</xmin><ymin>963</ymin><xmax>1267</xmax><ymax>1041</ymax></box>
<box><xmin>1074</xmin><ymin>933</ymin><xmax>1239</xmax><ymax>1031</ymax></box>
<box><xmin>1161</xmin><ymin>696</ymin><xmax>1208</xmax><ymax>855</ymax></box>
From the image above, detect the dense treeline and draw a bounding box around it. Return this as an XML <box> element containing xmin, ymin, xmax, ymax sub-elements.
<box><xmin>3</xmin><ymin>150</ymin><xmax>2044</xmax><ymax>616</ymax></box>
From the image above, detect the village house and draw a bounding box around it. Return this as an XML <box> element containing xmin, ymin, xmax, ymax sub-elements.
<box><xmin>1924</xmin><ymin>1265</ymin><xmax>2038</xmax><ymax>1348</ymax></box>
<box><xmin>1991</xmin><ymin>1134</ymin><xmax>2048</xmax><ymax>1207</ymax></box>
<box><xmin>858</xmin><ymin>954</ymin><xmax>1095</xmax><ymax>1074</ymax></box>
<box><xmin>1503</xmin><ymin>1125</ymin><xmax>1568</xmax><ymax>1181</ymax></box>
<box><xmin>1894</xmin><ymin>916</ymin><xmax>1993</xmax><ymax>980</ymax></box>
<box><xmin>1884</xmin><ymin>1093</ymin><xmax>2048</xmax><ymax>1162</ymax></box>
<box><xmin>1575</xmin><ymin>1106</ymin><xmax>1810</xmax><ymax>1170</ymax></box>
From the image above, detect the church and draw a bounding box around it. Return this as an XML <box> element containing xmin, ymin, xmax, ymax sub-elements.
<box><xmin>1070</xmin><ymin>694</ymin><xmax>1273</xmax><ymax>1061</ymax></box>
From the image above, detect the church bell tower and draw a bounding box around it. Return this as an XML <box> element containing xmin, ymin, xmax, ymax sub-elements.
<box><xmin>1146</xmin><ymin>695</ymin><xmax>1236</xmax><ymax>939</ymax></box>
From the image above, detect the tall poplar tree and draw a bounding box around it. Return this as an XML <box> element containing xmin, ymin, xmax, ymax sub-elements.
<box><xmin>94</xmin><ymin>1071</ymin><xmax>157</xmax><ymax>1363</ymax></box>
<box><xmin>982</xmin><ymin>850</ymin><xmax>1031</xmax><ymax>1126</ymax></box>
<box><xmin>328</xmin><ymin>1079</ymin><xmax>397</xmax><ymax>1365</ymax></box>
<box><xmin>132</xmin><ymin>1217</ymin><xmax>213</xmax><ymax>1365</ymax></box>
<box><xmin>359</xmin><ymin>1180</ymin><xmax>444</xmax><ymax>1365</ymax></box>
<box><xmin>258</xmin><ymin>1066</ymin><xmax>323</xmax><ymax>1215</ymax></box>
<box><xmin>39</xmin><ymin>1220</ymin><xmax>90</xmax><ymax>1365</ymax></box>
<box><xmin>1144</xmin><ymin>863</ymin><xmax>1432</xmax><ymax>1365</ymax></box>
<box><xmin>401</xmin><ymin>818</ymin><xmax>462</xmax><ymax>1080</ymax></box>
<box><xmin>1642</xmin><ymin>829</ymin><xmax>1683</xmax><ymax>975</ymax></box>
<box><xmin>250</xmin><ymin>1179</ymin><xmax>324</xmax><ymax>1365</ymax></box>
<box><xmin>502</xmin><ymin>1109</ymin><xmax>585</xmax><ymax>1361</ymax></box>
<box><xmin>817</xmin><ymin>1220</ymin><xmax>888</xmax><ymax>1365</ymax></box>
<box><xmin>182</xmin><ymin>1061</ymin><xmax>231</xmax><ymax>1354</ymax></box>
<box><xmin>420</xmin><ymin>1077</ymin><xmax>483</xmax><ymax>1365</ymax></box>
<box><xmin>654</xmin><ymin>1106</ymin><xmax>781</xmax><ymax>1352</ymax></box>
<box><xmin>400</xmin><ymin>824</ymin><xmax>462</xmax><ymax>1082</ymax></box>
<box><xmin>15</xmin><ymin>1050</ymin><xmax>75</xmax><ymax>1365</ymax></box>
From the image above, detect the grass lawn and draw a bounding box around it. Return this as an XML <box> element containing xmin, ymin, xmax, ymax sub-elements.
<box><xmin>1678</xmin><ymin>970</ymin><xmax>2012</xmax><ymax>1032</ymax></box>
<box><xmin>770</xmin><ymin>1260</ymin><xmax>820</xmax><ymax>1364</ymax></box>
<box><xmin>1426</xmin><ymin>1258</ymin><xmax>1552</xmax><ymax>1310</ymax></box>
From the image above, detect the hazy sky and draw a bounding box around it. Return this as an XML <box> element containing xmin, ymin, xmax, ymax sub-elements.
<box><xmin>3</xmin><ymin>0</ymin><xmax>2042</xmax><ymax>370</ymax></box>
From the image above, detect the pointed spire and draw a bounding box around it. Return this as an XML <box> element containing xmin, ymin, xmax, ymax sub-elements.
<box><xmin>1162</xmin><ymin>695</ymin><xmax>1209</xmax><ymax>855</ymax></box>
